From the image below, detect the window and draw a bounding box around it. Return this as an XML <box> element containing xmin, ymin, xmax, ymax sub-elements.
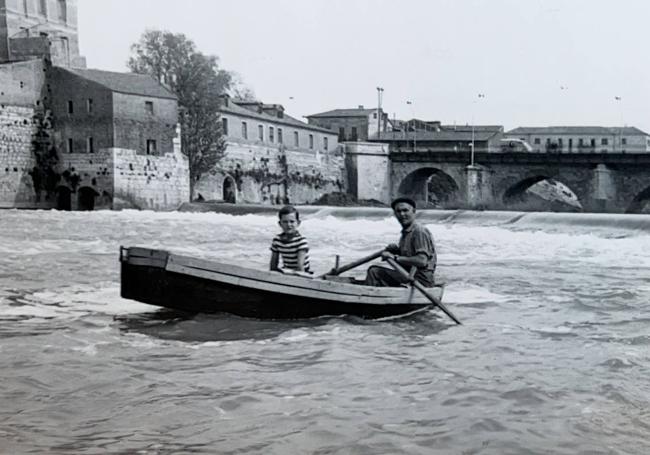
<box><xmin>67</xmin><ymin>138</ymin><xmax>73</xmax><ymax>153</ymax></box>
<box><xmin>269</xmin><ymin>126</ymin><xmax>274</xmax><ymax>143</ymax></box>
<box><xmin>87</xmin><ymin>137</ymin><xmax>94</xmax><ymax>153</ymax></box>
<box><xmin>373</xmin><ymin>112</ymin><xmax>377</xmax><ymax>119</ymax></box>
<box><xmin>294</xmin><ymin>131</ymin><xmax>299</xmax><ymax>147</ymax></box>
<box><xmin>534</xmin><ymin>138</ymin><xmax>540</xmax><ymax>145</ymax></box>
<box><xmin>222</xmin><ymin>117</ymin><xmax>228</xmax><ymax>135</ymax></box>
<box><xmin>351</xmin><ymin>127</ymin><xmax>358</xmax><ymax>141</ymax></box>
<box><xmin>338</xmin><ymin>127</ymin><xmax>345</xmax><ymax>141</ymax></box>
<box><xmin>145</xmin><ymin>101</ymin><xmax>154</xmax><ymax>115</ymax></box>
<box><xmin>324</xmin><ymin>137</ymin><xmax>328</xmax><ymax>151</ymax></box>
<box><xmin>579</xmin><ymin>138</ymin><xmax>584</xmax><ymax>146</ymax></box>
<box><xmin>146</xmin><ymin>139</ymin><xmax>157</xmax><ymax>155</ymax></box>
<box><xmin>569</xmin><ymin>138</ymin><xmax>573</xmax><ymax>149</ymax></box>
<box><xmin>67</xmin><ymin>100</ymin><xmax>74</xmax><ymax>114</ymax></box>
<box><xmin>86</xmin><ymin>98</ymin><xmax>93</xmax><ymax>113</ymax></box>
<box><xmin>622</xmin><ymin>138</ymin><xmax>627</xmax><ymax>145</ymax></box>
<box><xmin>601</xmin><ymin>138</ymin><xmax>608</xmax><ymax>145</ymax></box>
<box><xmin>57</xmin><ymin>0</ymin><xmax>67</xmax><ymax>22</ymax></box>
<box><xmin>38</xmin><ymin>0</ymin><xmax>46</xmax><ymax>16</ymax></box>
<box><xmin>258</xmin><ymin>124</ymin><xmax>264</xmax><ymax>141</ymax></box>
<box><xmin>241</xmin><ymin>121</ymin><xmax>248</xmax><ymax>139</ymax></box>
<box><xmin>278</xmin><ymin>128</ymin><xmax>283</xmax><ymax>144</ymax></box>
<box><xmin>309</xmin><ymin>134</ymin><xmax>314</xmax><ymax>149</ymax></box>
<box><xmin>590</xmin><ymin>138</ymin><xmax>596</xmax><ymax>147</ymax></box>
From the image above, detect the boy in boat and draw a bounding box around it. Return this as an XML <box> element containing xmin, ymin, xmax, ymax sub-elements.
<box><xmin>270</xmin><ymin>205</ymin><xmax>311</xmax><ymax>274</ymax></box>
<box><xmin>364</xmin><ymin>197</ymin><xmax>436</xmax><ymax>287</ymax></box>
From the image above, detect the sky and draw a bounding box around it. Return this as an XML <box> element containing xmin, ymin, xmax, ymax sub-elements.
<box><xmin>78</xmin><ymin>0</ymin><xmax>650</xmax><ymax>133</ymax></box>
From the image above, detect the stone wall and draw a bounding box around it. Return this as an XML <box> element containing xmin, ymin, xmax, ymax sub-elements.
<box><xmin>344</xmin><ymin>142</ymin><xmax>391</xmax><ymax>204</ymax></box>
<box><xmin>194</xmin><ymin>140</ymin><xmax>345</xmax><ymax>205</ymax></box>
<box><xmin>0</xmin><ymin>105</ymin><xmax>41</xmax><ymax>207</ymax></box>
<box><xmin>112</xmin><ymin>134</ymin><xmax>189</xmax><ymax>211</ymax></box>
<box><xmin>57</xmin><ymin>148</ymin><xmax>115</xmax><ymax>209</ymax></box>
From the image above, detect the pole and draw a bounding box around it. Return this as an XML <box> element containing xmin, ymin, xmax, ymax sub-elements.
<box><xmin>471</xmin><ymin>123</ymin><xmax>475</xmax><ymax>167</ymax></box>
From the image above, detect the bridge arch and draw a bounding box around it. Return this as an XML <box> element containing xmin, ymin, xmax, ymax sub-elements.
<box><xmin>627</xmin><ymin>185</ymin><xmax>650</xmax><ymax>213</ymax></box>
<box><xmin>501</xmin><ymin>174</ymin><xmax>583</xmax><ymax>211</ymax></box>
<box><xmin>396</xmin><ymin>167</ymin><xmax>460</xmax><ymax>208</ymax></box>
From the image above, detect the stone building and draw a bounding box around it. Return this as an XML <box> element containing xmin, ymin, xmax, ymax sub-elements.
<box><xmin>0</xmin><ymin>0</ymin><xmax>189</xmax><ymax>210</ymax></box>
<box><xmin>306</xmin><ymin>106</ymin><xmax>388</xmax><ymax>142</ymax></box>
<box><xmin>194</xmin><ymin>95</ymin><xmax>344</xmax><ymax>204</ymax></box>
<box><xmin>0</xmin><ymin>0</ymin><xmax>85</xmax><ymax>67</ymax></box>
<box><xmin>506</xmin><ymin>126</ymin><xmax>650</xmax><ymax>154</ymax></box>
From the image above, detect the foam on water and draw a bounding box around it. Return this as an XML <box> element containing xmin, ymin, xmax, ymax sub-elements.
<box><xmin>2</xmin><ymin>208</ymin><xmax>650</xmax><ymax>454</ymax></box>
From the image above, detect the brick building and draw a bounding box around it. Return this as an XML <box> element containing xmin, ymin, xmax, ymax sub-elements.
<box><xmin>506</xmin><ymin>126</ymin><xmax>650</xmax><ymax>153</ymax></box>
<box><xmin>306</xmin><ymin>106</ymin><xmax>388</xmax><ymax>142</ymax></box>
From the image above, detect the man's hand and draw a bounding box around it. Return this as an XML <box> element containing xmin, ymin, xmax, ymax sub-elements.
<box><xmin>385</xmin><ymin>243</ymin><xmax>400</xmax><ymax>254</ymax></box>
<box><xmin>381</xmin><ymin>251</ymin><xmax>397</xmax><ymax>261</ymax></box>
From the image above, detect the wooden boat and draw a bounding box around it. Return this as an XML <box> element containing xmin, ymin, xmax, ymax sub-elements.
<box><xmin>120</xmin><ymin>246</ymin><xmax>444</xmax><ymax>319</ymax></box>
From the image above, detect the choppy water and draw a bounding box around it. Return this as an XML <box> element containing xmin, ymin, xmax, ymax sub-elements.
<box><xmin>1</xmin><ymin>208</ymin><xmax>649</xmax><ymax>454</ymax></box>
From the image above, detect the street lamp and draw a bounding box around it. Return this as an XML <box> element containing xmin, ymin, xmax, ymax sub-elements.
<box><xmin>406</xmin><ymin>100</ymin><xmax>415</xmax><ymax>152</ymax></box>
<box><xmin>376</xmin><ymin>87</ymin><xmax>384</xmax><ymax>138</ymax></box>
<box><xmin>614</xmin><ymin>96</ymin><xmax>622</xmax><ymax>152</ymax></box>
<box><xmin>470</xmin><ymin>93</ymin><xmax>485</xmax><ymax>167</ymax></box>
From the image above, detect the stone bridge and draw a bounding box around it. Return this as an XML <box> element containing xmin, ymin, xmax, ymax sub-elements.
<box><xmin>389</xmin><ymin>151</ymin><xmax>650</xmax><ymax>213</ymax></box>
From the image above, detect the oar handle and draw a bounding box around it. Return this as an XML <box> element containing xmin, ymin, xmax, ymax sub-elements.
<box><xmin>386</xmin><ymin>257</ymin><xmax>462</xmax><ymax>325</ymax></box>
<box><xmin>319</xmin><ymin>250</ymin><xmax>384</xmax><ymax>278</ymax></box>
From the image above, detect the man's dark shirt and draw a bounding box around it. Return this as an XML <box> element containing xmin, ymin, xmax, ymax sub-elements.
<box><xmin>398</xmin><ymin>221</ymin><xmax>437</xmax><ymax>276</ymax></box>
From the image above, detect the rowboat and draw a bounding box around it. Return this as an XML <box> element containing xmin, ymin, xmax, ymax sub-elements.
<box><xmin>120</xmin><ymin>246</ymin><xmax>445</xmax><ymax>319</ymax></box>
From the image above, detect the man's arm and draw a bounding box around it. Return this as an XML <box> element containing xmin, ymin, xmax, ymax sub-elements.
<box><xmin>381</xmin><ymin>251</ymin><xmax>428</xmax><ymax>268</ymax></box>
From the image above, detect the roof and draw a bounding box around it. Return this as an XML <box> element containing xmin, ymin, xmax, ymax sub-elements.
<box><xmin>306</xmin><ymin>108</ymin><xmax>378</xmax><ymax>118</ymax></box>
<box><xmin>60</xmin><ymin>67</ymin><xmax>177</xmax><ymax>100</ymax></box>
<box><xmin>221</xmin><ymin>100</ymin><xmax>337</xmax><ymax>135</ymax></box>
<box><xmin>508</xmin><ymin>126</ymin><xmax>649</xmax><ymax>136</ymax></box>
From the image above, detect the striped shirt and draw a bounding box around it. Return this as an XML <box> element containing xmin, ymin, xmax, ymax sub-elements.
<box><xmin>270</xmin><ymin>232</ymin><xmax>310</xmax><ymax>271</ymax></box>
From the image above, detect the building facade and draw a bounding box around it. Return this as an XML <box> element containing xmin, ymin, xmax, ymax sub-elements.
<box><xmin>194</xmin><ymin>96</ymin><xmax>344</xmax><ymax>204</ymax></box>
<box><xmin>0</xmin><ymin>0</ymin><xmax>85</xmax><ymax>67</ymax></box>
<box><xmin>48</xmin><ymin>67</ymin><xmax>179</xmax><ymax>156</ymax></box>
<box><xmin>506</xmin><ymin>126</ymin><xmax>650</xmax><ymax>153</ymax></box>
<box><xmin>306</xmin><ymin>106</ymin><xmax>388</xmax><ymax>142</ymax></box>
<box><xmin>376</xmin><ymin>124</ymin><xmax>504</xmax><ymax>153</ymax></box>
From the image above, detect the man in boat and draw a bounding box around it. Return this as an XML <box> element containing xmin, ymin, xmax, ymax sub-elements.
<box><xmin>364</xmin><ymin>197</ymin><xmax>436</xmax><ymax>287</ymax></box>
<box><xmin>270</xmin><ymin>205</ymin><xmax>311</xmax><ymax>273</ymax></box>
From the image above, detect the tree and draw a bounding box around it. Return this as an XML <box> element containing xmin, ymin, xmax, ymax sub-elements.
<box><xmin>128</xmin><ymin>30</ymin><xmax>234</xmax><ymax>199</ymax></box>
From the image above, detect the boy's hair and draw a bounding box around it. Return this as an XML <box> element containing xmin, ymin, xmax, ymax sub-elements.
<box><xmin>278</xmin><ymin>205</ymin><xmax>300</xmax><ymax>221</ymax></box>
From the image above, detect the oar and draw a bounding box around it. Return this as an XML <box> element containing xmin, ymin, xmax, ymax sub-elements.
<box><xmin>319</xmin><ymin>250</ymin><xmax>384</xmax><ymax>279</ymax></box>
<box><xmin>385</xmin><ymin>257</ymin><xmax>462</xmax><ymax>325</ymax></box>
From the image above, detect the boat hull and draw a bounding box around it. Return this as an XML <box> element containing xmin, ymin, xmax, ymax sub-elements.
<box><xmin>120</xmin><ymin>247</ymin><xmax>444</xmax><ymax>319</ymax></box>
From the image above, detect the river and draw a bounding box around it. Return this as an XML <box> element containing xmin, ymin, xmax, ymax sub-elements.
<box><xmin>1</xmin><ymin>208</ymin><xmax>649</xmax><ymax>454</ymax></box>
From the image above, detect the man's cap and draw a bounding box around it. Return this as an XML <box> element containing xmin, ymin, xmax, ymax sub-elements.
<box><xmin>391</xmin><ymin>197</ymin><xmax>416</xmax><ymax>210</ymax></box>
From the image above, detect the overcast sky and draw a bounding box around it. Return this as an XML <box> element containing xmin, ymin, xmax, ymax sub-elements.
<box><xmin>79</xmin><ymin>0</ymin><xmax>650</xmax><ymax>133</ymax></box>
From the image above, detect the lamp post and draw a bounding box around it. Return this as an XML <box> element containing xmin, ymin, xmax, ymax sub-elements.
<box><xmin>614</xmin><ymin>96</ymin><xmax>622</xmax><ymax>152</ymax></box>
<box><xmin>376</xmin><ymin>87</ymin><xmax>384</xmax><ymax>138</ymax></box>
<box><xmin>406</xmin><ymin>100</ymin><xmax>415</xmax><ymax>152</ymax></box>
<box><xmin>470</xmin><ymin>93</ymin><xmax>485</xmax><ymax>167</ymax></box>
